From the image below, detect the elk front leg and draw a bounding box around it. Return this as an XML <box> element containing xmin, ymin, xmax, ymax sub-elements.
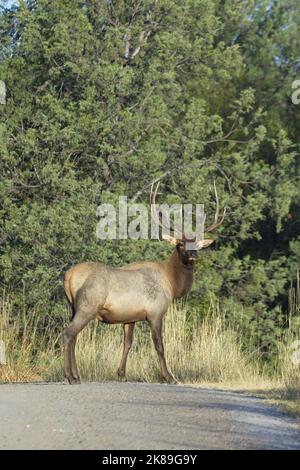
<box><xmin>148</xmin><ymin>317</ymin><xmax>176</xmax><ymax>384</ymax></box>
<box><xmin>117</xmin><ymin>323</ymin><xmax>135</xmax><ymax>381</ymax></box>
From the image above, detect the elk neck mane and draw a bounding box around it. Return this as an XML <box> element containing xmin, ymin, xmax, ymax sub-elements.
<box><xmin>161</xmin><ymin>248</ymin><xmax>194</xmax><ymax>300</ymax></box>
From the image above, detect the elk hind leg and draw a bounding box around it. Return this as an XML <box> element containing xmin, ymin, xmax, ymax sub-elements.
<box><xmin>70</xmin><ymin>336</ymin><xmax>80</xmax><ymax>383</ymax></box>
<box><xmin>117</xmin><ymin>323</ymin><xmax>135</xmax><ymax>381</ymax></box>
<box><xmin>64</xmin><ymin>309</ymin><xmax>94</xmax><ymax>385</ymax></box>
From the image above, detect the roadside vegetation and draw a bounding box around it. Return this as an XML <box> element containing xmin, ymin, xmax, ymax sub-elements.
<box><xmin>1</xmin><ymin>289</ymin><xmax>299</xmax><ymax>415</ymax></box>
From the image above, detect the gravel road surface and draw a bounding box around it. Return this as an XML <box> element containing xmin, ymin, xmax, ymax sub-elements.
<box><xmin>0</xmin><ymin>382</ymin><xmax>299</xmax><ymax>450</ymax></box>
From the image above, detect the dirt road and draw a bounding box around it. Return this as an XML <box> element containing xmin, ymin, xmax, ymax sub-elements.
<box><xmin>0</xmin><ymin>382</ymin><xmax>299</xmax><ymax>449</ymax></box>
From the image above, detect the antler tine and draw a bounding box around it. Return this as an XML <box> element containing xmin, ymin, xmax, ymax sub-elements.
<box><xmin>150</xmin><ymin>179</ymin><xmax>177</xmax><ymax>236</ymax></box>
<box><xmin>206</xmin><ymin>179</ymin><xmax>227</xmax><ymax>232</ymax></box>
<box><xmin>150</xmin><ymin>181</ymin><xmax>164</xmax><ymax>230</ymax></box>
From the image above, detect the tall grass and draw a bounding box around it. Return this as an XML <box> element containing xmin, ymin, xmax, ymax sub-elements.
<box><xmin>0</xmin><ymin>290</ymin><xmax>299</xmax><ymax>414</ymax></box>
<box><xmin>0</xmin><ymin>291</ymin><xmax>60</xmax><ymax>382</ymax></box>
<box><xmin>276</xmin><ymin>271</ymin><xmax>300</xmax><ymax>403</ymax></box>
<box><xmin>0</xmin><ymin>293</ymin><xmax>259</xmax><ymax>385</ymax></box>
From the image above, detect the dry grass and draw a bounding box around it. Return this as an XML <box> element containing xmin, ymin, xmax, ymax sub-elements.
<box><xmin>0</xmin><ymin>291</ymin><xmax>299</xmax><ymax>415</ymax></box>
<box><xmin>0</xmin><ymin>294</ymin><xmax>259</xmax><ymax>385</ymax></box>
<box><xmin>0</xmin><ymin>292</ymin><xmax>60</xmax><ymax>382</ymax></box>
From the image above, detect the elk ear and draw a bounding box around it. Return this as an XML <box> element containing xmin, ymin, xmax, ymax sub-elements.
<box><xmin>196</xmin><ymin>238</ymin><xmax>214</xmax><ymax>249</ymax></box>
<box><xmin>162</xmin><ymin>234</ymin><xmax>178</xmax><ymax>245</ymax></box>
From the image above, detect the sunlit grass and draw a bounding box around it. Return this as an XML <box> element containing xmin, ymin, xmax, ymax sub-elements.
<box><xmin>1</xmin><ymin>291</ymin><xmax>299</xmax><ymax>415</ymax></box>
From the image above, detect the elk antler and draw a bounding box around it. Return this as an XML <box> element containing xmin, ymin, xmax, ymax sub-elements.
<box><xmin>150</xmin><ymin>180</ymin><xmax>178</xmax><ymax>240</ymax></box>
<box><xmin>206</xmin><ymin>180</ymin><xmax>227</xmax><ymax>232</ymax></box>
<box><xmin>150</xmin><ymin>177</ymin><xmax>226</xmax><ymax>240</ymax></box>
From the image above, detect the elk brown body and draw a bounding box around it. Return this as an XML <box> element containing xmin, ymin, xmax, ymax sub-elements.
<box><xmin>63</xmin><ymin>182</ymin><xmax>225</xmax><ymax>384</ymax></box>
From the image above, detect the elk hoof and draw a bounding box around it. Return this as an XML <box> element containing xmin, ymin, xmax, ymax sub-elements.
<box><xmin>68</xmin><ymin>376</ymin><xmax>81</xmax><ymax>385</ymax></box>
<box><xmin>117</xmin><ymin>370</ymin><xmax>127</xmax><ymax>382</ymax></box>
<box><xmin>163</xmin><ymin>374</ymin><xmax>177</xmax><ymax>385</ymax></box>
<box><xmin>118</xmin><ymin>376</ymin><xmax>127</xmax><ymax>382</ymax></box>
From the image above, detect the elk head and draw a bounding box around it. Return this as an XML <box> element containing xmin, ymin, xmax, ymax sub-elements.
<box><xmin>150</xmin><ymin>180</ymin><xmax>226</xmax><ymax>268</ymax></box>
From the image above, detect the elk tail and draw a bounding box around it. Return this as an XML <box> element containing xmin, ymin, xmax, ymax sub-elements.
<box><xmin>67</xmin><ymin>299</ymin><xmax>76</xmax><ymax>321</ymax></box>
<box><xmin>64</xmin><ymin>271</ymin><xmax>76</xmax><ymax>321</ymax></box>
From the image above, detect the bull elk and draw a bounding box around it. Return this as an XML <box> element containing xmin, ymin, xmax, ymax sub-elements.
<box><xmin>63</xmin><ymin>182</ymin><xmax>226</xmax><ymax>384</ymax></box>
